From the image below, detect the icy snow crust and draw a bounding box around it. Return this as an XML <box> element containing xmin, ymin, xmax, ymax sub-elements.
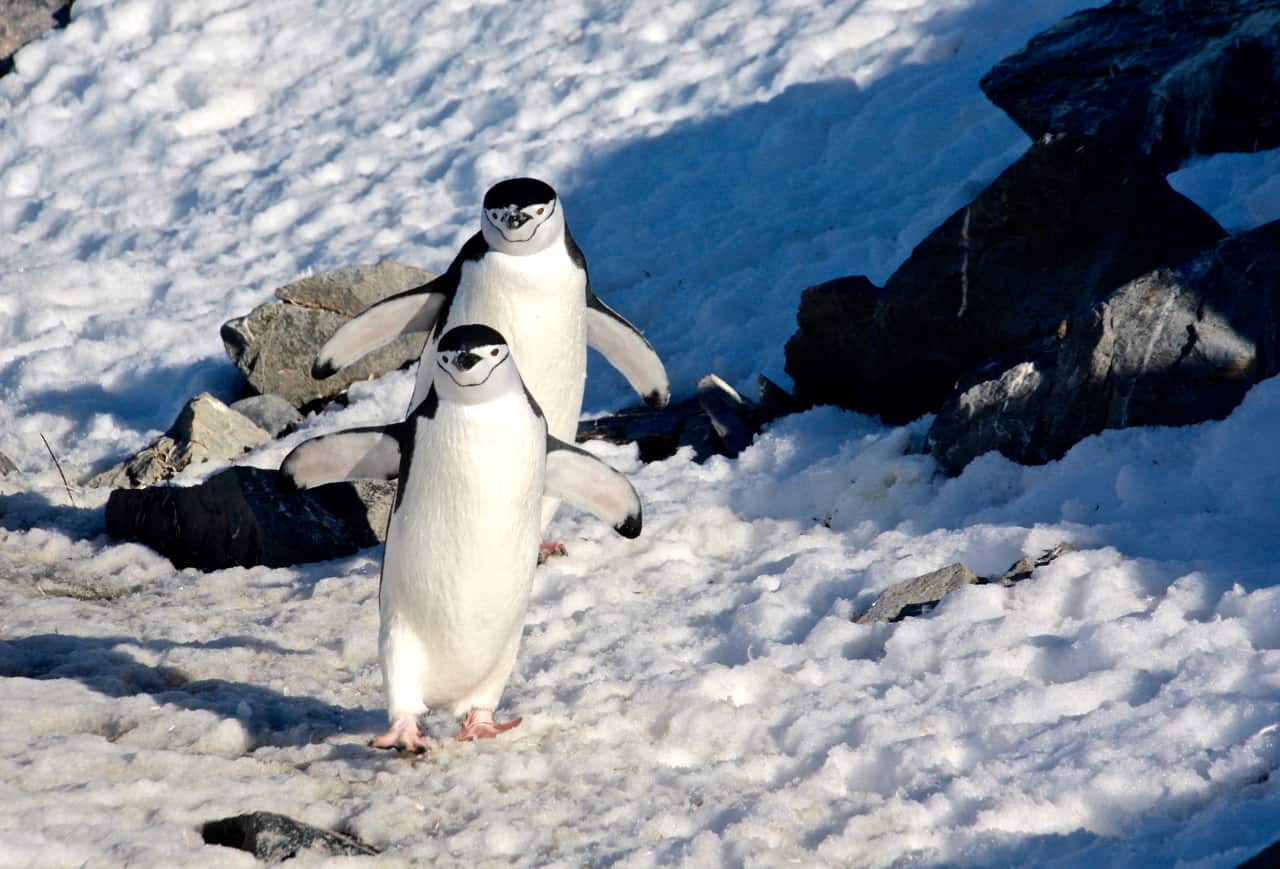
<box><xmin>2</xmin><ymin>0</ymin><xmax>1280</xmax><ymax>865</ymax></box>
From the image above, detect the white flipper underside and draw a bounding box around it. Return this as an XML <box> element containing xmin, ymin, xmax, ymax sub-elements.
<box><xmin>586</xmin><ymin>300</ymin><xmax>670</xmax><ymax>407</ymax></box>
<box><xmin>280</xmin><ymin>429</ymin><xmax>401</xmax><ymax>489</ymax></box>
<box><xmin>315</xmin><ymin>291</ymin><xmax>445</xmax><ymax>377</ymax></box>
<box><xmin>544</xmin><ymin>437</ymin><xmax>642</xmax><ymax>537</ymax></box>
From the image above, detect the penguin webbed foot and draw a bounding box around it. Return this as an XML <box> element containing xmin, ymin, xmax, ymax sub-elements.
<box><xmin>455</xmin><ymin>707</ymin><xmax>522</xmax><ymax>742</ymax></box>
<box><xmin>370</xmin><ymin>714</ymin><xmax>431</xmax><ymax>754</ymax></box>
<box><xmin>538</xmin><ymin>540</ymin><xmax>568</xmax><ymax>563</ymax></box>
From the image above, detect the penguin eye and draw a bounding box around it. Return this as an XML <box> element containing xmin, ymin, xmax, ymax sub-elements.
<box><xmin>535</xmin><ymin>207</ymin><xmax>544</xmax><ymax>215</ymax></box>
<box><xmin>490</xmin><ymin>348</ymin><xmax>500</xmax><ymax>357</ymax></box>
<box><xmin>440</xmin><ymin>354</ymin><xmax>450</xmax><ymax>364</ymax></box>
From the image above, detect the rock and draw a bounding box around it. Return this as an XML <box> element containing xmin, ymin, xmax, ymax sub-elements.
<box><xmin>784</xmin><ymin>275</ymin><xmax>880</xmax><ymax>410</ymax></box>
<box><xmin>0</xmin><ymin>451</ymin><xmax>16</xmax><ymax>475</ymax></box>
<box><xmin>105</xmin><ymin>467</ymin><xmax>394</xmax><ymax>570</ymax></box>
<box><xmin>0</xmin><ymin>1</ymin><xmax>70</xmax><ymax>74</ymax></box>
<box><xmin>86</xmin><ymin>394</ymin><xmax>271</xmax><ymax>489</ymax></box>
<box><xmin>229</xmin><ymin>394</ymin><xmax>304</xmax><ymax>437</ymax></box>
<box><xmin>827</xmin><ymin>133</ymin><xmax>1225</xmax><ymax>424</ymax></box>
<box><xmin>580</xmin><ymin>374</ymin><xmax>797</xmax><ymax>462</ymax></box>
<box><xmin>1239</xmin><ymin>837</ymin><xmax>1280</xmax><ymax>869</ymax></box>
<box><xmin>981</xmin><ymin>0</ymin><xmax>1280</xmax><ymax>173</ymax></box>
<box><xmin>990</xmin><ymin>543</ymin><xmax>1074</xmax><ymax>587</ymax></box>
<box><xmin>221</xmin><ymin>261</ymin><xmax>435</xmax><ymax>411</ymax></box>
<box><xmin>928</xmin><ymin>220</ymin><xmax>1280</xmax><ymax>473</ymax></box>
<box><xmin>855</xmin><ymin>563</ymin><xmax>980</xmax><ymax>624</ymax></box>
<box><xmin>201</xmin><ymin>811</ymin><xmax>378</xmax><ymax>861</ymax></box>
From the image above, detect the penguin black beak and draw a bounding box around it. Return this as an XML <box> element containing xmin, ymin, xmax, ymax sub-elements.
<box><xmin>453</xmin><ymin>351</ymin><xmax>481</xmax><ymax>372</ymax></box>
<box><xmin>502</xmin><ymin>209</ymin><xmax>530</xmax><ymax>229</ymax></box>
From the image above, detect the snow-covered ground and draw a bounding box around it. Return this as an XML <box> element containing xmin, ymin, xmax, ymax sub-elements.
<box><xmin>2</xmin><ymin>0</ymin><xmax>1280</xmax><ymax>865</ymax></box>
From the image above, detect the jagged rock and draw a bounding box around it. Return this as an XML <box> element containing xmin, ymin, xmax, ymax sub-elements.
<box><xmin>855</xmin><ymin>563</ymin><xmax>980</xmax><ymax>624</ymax></box>
<box><xmin>579</xmin><ymin>374</ymin><xmax>796</xmax><ymax>462</ymax></box>
<box><xmin>0</xmin><ymin>451</ymin><xmax>16</xmax><ymax>475</ymax></box>
<box><xmin>991</xmin><ymin>543</ymin><xmax>1075</xmax><ymax>587</ymax></box>
<box><xmin>201</xmin><ymin>811</ymin><xmax>378</xmax><ymax>861</ymax></box>
<box><xmin>105</xmin><ymin>467</ymin><xmax>394</xmax><ymax>570</ymax></box>
<box><xmin>831</xmin><ymin>133</ymin><xmax>1225</xmax><ymax>425</ymax></box>
<box><xmin>928</xmin><ymin>220</ymin><xmax>1280</xmax><ymax>473</ymax></box>
<box><xmin>981</xmin><ymin>0</ymin><xmax>1280</xmax><ymax>173</ymax></box>
<box><xmin>784</xmin><ymin>275</ymin><xmax>880</xmax><ymax>410</ymax></box>
<box><xmin>230</xmin><ymin>394</ymin><xmax>303</xmax><ymax>438</ymax></box>
<box><xmin>221</xmin><ymin>261</ymin><xmax>435</xmax><ymax>411</ymax></box>
<box><xmin>0</xmin><ymin>1</ymin><xmax>70</xmax><ymax>73</ymax></box>
<box><xmin>86</xmin><ymin>394</ymin><xmax>271</xmax><ymax>489</ymax></box>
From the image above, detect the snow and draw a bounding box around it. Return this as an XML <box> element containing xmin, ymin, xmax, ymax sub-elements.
<box><xmin>2</xmin><ymin>0</ymin><xmax>1280</xmax><ymax>865</ymax></box>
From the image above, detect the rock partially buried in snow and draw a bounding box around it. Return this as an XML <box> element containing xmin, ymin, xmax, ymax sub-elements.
<box><xmin>0</xmin><ymin>450</ymin><xmax>16</xmax><ymax>475</ymax></box>
<box><xmin>201</xmin><ymin>811</ymin><xmax>379</xmax><ymax>861</ymax></box>
<box><xmin>784</xmin><ymin>275</ymin><xmax>880</xmax><ymax>412</ymax></box>
<box><xmin>221</xmin><ymin>261</ymin><xmax>435</xmax><ymax>410</ymax></box>
<box><xmin>86</xmin><ymin>393</ymin><xmax>271</xmax><ymax>489</ymax></box>
<box><xmin>229</xmin><ymin>394</ymin><xmax>304</xmax><ymax>437</ymax></box>
<box><xmin>0</xmin><ymin>1</ymin><xmax>70</xmax><ymax>73</ymax></box>
<box><xmin>855</xmin><ymin>563</ymin><xmax>980</xmax><ymax>624</ymax></box>
<box><xmin>105</xmin><ymin>466</ymin><xmax>394</xmax><ymax>570</ymax></box>
<box><xmin>927</xmin><ymin>220</ymin><xmax>1280</xmax><ymax>474</ymax></box>
<box><xmin>981</xmin><ymin>0</ymin><xmax>1280</xmax><ymax>174</ymax></box>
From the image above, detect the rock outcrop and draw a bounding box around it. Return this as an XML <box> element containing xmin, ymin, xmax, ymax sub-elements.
<box><xmin>221</xmin><ymin>261</ymin><xmax>434</xmax><ymax>410</ymax></box>
<box><xmin>202</xmin><ymin>812</ymin><xmax>378</xmax><ymax>861</ymax></box>
<box><xmin>981</xmin><ymin>0</ymin><xmax>1280</xmax><ymax>173</ymax></box>
<box><xmin>927</xmin><ymin>220</ymin><xmax>1280</xmax><ymax>473</ymax></box>
<box><xmin>0</xmin><ymin>1</ymin><xmax>70</xmax><ymax>75</ymax></box>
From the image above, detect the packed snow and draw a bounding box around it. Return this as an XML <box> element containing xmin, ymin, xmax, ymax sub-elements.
<box><xmin>2</xmin><ymin>0</ymin><xmax>1280</xmax><ymax>865</ymax></box>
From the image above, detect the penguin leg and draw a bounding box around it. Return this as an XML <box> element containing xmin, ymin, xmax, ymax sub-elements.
<box><xmin>371</xmin><ymin>713</ymin><xmax>430</xmax><ymax>754</ymax></box>
<box><xmin>539</xmin><ymin>495</ymin><xmax>567</xmax><ymax>562</ymax></box>
<box><xmin>538</xmin><ymin>541</ymin><xmax>568</xmax><ymax>563</ymax></box>
<box><xmin>455</xmin><ymin>707</ymin><xmax>522</xmax><ymax>741</ymax></box>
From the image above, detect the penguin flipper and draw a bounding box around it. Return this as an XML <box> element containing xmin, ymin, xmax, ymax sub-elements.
<box><xmin>585</xmin><ymin>293</ymin><xmax>671</xmax><ymax>409</ymax></box>
<box><xmin>280</xmin><ymin>425</ymin><xmax>404</xmax><ymax>489</ymax></box>
<box><xmin>312</xmin><ymin>286</ymin><xmax>447</xmax><ymax>378</ymax></box>
<box><xmin>543</xmin><ymin>436</ymin><xmax>642</xmax><ymax>538</ymax></box>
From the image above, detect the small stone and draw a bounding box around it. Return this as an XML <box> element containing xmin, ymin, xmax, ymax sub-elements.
<box><xmin>201</xmin><ymin>811</ymin><xmax>378</xmax><ymax>861</ymax></box>
<box><xmin>855</xmin><ymin>563</ymin><xmax>980</xmax><ymax>624</ymax></box>
<box><xmin>229</xmin><ymin>394</ymin><xmax>304</xmax><ymax>437</ymax></box>
<box><xmin>990</xmin><ymin>543</ymin><xmax>1075</xmax><ymax>587</ymax></box>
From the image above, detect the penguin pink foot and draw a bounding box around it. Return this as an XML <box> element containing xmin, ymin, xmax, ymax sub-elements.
<box><xmin>538</xmin><ymin>540</ymin><xmax>568</xmax><ymax>563</ymax></box>
<box><xmin>371</xmin><ymin>714</ymin><xmax>430</xmax><ymax>754</ymax></box>
<box><xmin>455</xmin><ymin>707</ymin><xmax>522</xmax><ymax>741</ymax></box>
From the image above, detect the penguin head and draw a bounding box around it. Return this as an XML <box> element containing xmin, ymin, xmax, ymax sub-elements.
<box><xmin>433</xmin><ymin>324</ymin><xmax>522</xmax><ymax>404</ymax></box>
<box><xmin>481</xmin><ymin>177</ymin><xmax>564</xmax><ymax>255</ymax></box>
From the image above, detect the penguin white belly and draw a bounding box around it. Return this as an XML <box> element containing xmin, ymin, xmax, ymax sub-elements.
<box><xmin>379</xmin><ymin>397</ymin><xmax>544</xmax><ymax>717</ymax></box>
<box><xmin>412</xmin><ymin>247</ymin><xmax>588</xmax><ymax>445</ymax></box>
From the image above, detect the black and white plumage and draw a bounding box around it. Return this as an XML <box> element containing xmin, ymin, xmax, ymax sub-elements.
<box><xmin>304</xmin><ymin>178</ymin><xmax>668</xmax><ymax>526</ymax></box>
<box><xmin>282</xmin><ymin>325</ymin><xmax>642</xmax><ymax>751</ymax></box>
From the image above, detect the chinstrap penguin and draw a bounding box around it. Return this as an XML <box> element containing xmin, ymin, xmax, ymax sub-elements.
<box><xmin>282</xmin><ymin>325</ymin><xmax>642</xmax><ymax>752</ymax></box>
<box><xmin>296</xmin><ymin>178</ymin><xmax>668</xmax><ymax>544</ymax></box>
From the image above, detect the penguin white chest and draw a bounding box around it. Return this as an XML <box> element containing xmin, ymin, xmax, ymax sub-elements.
<box><xmin>441</xmin><ymin>248</ymin><xmax>588</xmax><ymax>441</ymax></box>
<box><xmin>379</xmin><ymin>396</ymin><xmax>544</xmax><ymax>714</ymax></box>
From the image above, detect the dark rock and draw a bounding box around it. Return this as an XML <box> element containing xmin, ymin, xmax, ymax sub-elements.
<box><xmin>105</xmin><ymin>467</ymin><xmax>394</xmax><ymax>570</ymax></box>
<box><xmin>988</xmin><ymin>543</ymin><xmax>1075</xmax><ymax>587</ymax></box>
<box><xmin>853</xmin><ymin>133</ymin><xmax>1224</xmax><ymax>424</ymax></box>
<box><xmin>86</xmin><ymin>393</ymin><xmax>271</xmax><ymax>489</ymax></box>
<box><xmin>982</xmin><ymin>0</ymin><xmax>1280</xmax><ymax>173</ymax></box>
<box><xmin>785</xmin><ymin>275</ymin><xmax>880</xmax><ymax>410</ymax></box>
<box><xmin>928</xmin><ymin>220</ymin><xmax>1280</xmax><ymax>473</ymax></box>
<box><xmin>229</xmin><ymin>394</ymin><xmax>304</xmax><ymax>437</ymax></box>
<box><xmin>222</xmin><ymin>261</ymin><xmax>435</xmax><ymax>411</ymax></box>
<box><xmin>0</xmin><ymin>1</ymin><xmax>71</xmax><ymax>75</ymax></box>
<box><xmin>201</xmin><ymin>811</ymin><xmax>378</xmax><ymax>861</ymax></box>
<box><xmin>1239</xmin><ymin>837</ymin><xmax>1280</xmax><ymax>869</ymax></box>
<box><xmin>0</xmin><ymin>451</ymin><xmax>16</xmax><ymax>475</ymax></box>
<box><xmin>855</xmin><ymin>563</ymin><xmax>980</xmax><ymax>624</ymax></box>
<box><xmin>580</xmin><ymin>373</ymin><xmax>797</xmax><ymax>462</ymax></box>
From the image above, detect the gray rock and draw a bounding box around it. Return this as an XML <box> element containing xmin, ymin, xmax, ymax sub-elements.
<box><xmin>221</xmin><ymin>261</ymin><xmax>435</xmax><ymax>411</ymax></box>
<box><xmin>105</xmin><ymin>467</ymin><xmax>394</xmax><ymax>570</ymax></box>
<box><xmin>229</xmin><ymin>394</ymin><xmax>303</xmax><ymax>437</ymax></box>
<box><xmin>0</xmin><ymin>1</ymin><xmax>69</xmax><ymax>72</ymax></box>
<box><xmin>928</xmin><ymin>219</ymin><xmax>1280</xmax><ymax>473</ymax></box>
<box><xmin>855</xmin><ymin>563</ymin><xmax>980</xmax><ymax>624</ymax></box>
<box><xmin>991</xmin><ymin>543</ymin><xmax>1075</xmax><ymax>587</ymax></box>
<box><xmin>202</xmin><ymin>811</ymin><xmax>378</xmax><ymax>861</ymax></box>
<box><xmin>981</xmin><ymin>0</ymin><xmax>1280</xmax><ymax>173</ymax></box>
<box><xmin>0</xmin><ymin>451</ymin><xmax>17</xmax><ymax>475</ymax></box>
<box><xmin>86</xmin><ymin>393</ymin><xmax>271</xmax><ymax>489</ymax></box>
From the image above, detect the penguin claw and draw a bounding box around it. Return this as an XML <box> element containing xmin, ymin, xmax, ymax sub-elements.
<box><xmin>538</xmin><ymin>541</ymin><xmax>567</xmax><ymax>563</ymax></box>
<box><xmin>455</xmin><ymin>707</ymin><xmax>522</xmax><ymax>741</ymax></box>
<box><xmin>371</xmin><ymin>715</ymin><xmax>430</xmax><ymax>754</ymax></box>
